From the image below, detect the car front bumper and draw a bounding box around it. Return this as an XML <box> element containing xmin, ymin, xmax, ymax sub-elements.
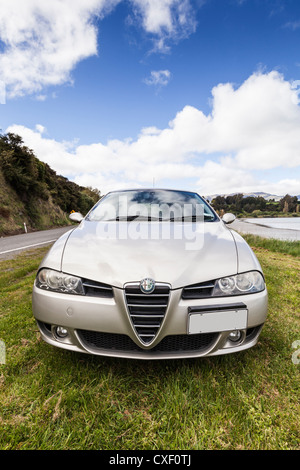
<box><xmin>32</xmin><ymin>284</ymin><xmax>268</xmax><ymax>360</ymax></box>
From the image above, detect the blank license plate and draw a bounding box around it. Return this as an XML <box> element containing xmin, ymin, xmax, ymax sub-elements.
<box><xmin>188</xmin><ymin>309</ymin><xmax>248</xmax><ymax>334</ymax></box>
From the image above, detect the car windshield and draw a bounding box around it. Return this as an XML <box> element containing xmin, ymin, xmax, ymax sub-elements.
<box><xmin>86</xmin><ymin>189</ymin><xmax>218</xmax><ymax>222</ymax></box>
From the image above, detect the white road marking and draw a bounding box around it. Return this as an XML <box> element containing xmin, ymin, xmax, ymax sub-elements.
<box><xmin>0</xmin><ymin>239</ymin><xmax>57</xmax><ymax>255</ymax></box>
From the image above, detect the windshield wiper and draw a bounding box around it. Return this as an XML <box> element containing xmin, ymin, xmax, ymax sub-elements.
<box><xmin>106</xmin><ymin>215</ymin><xmax>163</xmax><ymax>221</ymax></box>
<box><xmin>167</xmin><ymin>214</ymin><xmax>215</xmax><ymax>222</ymax></box>
<box><xmin>104</xmin><ymin>215</ymin><xmax>140</xmax><ymax>221</ymax></box>
<box><xmin>103</xmin><ymin>214</ymin><xmax>215</xmax><ymax>222</ymax></box>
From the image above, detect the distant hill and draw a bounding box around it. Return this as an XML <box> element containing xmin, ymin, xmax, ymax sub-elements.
<box><xmin>242</xmin><ymin>192</ymin><xmax>283</xmax><ymax>201</ymax></box>
<box><xmin>0</xmin><ymin>133</ymin><xmax>100</xmax><ymax>236</ymax></box>
<box><xmin>206</xmin><ymin>191</ymin><xmax>287</xmax><ymax>202</ymax></box>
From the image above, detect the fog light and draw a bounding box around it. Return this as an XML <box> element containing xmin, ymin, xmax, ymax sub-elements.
<box><xmin>55</xmin><ymin>326</ymin><xmax>69</xmax><ymax>338</ymax></box>
<box><xmin>228</xmin><ymin>330</ymin><xmax>242</xmax><ymax>343</ymax></box>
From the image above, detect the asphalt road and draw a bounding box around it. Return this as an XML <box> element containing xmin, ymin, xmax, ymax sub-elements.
<box><xmin>0</xmin><ymin>226</ymin><xmax>73</xmax><ymax>260</ymax></box>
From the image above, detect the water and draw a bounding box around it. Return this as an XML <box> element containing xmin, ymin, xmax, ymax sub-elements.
<box><xmin>231</xmin><ymin>217</ymin><xmax>300</xmax><ymax>241</ymax></box>
<box><xmin>244</xmin><ymin>217</ymin><xmax>300</xmax><ymax>231</ymax></box>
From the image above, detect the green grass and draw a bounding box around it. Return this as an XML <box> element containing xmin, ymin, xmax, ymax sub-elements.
<box><xmin>242</xmin><ymin>234</ymin><xmax>300</xmax><ymax>258</ymax></box>
<box><xmin>0</xmin><ymin>241</ymin><xmax>299</xmax><ymax>450</ymax></box>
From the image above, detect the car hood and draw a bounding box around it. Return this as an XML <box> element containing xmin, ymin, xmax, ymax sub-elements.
<box><xmin>57</xmin><ymin>220</ymin><xmax>241</xmax><ymax>289</ymax></box>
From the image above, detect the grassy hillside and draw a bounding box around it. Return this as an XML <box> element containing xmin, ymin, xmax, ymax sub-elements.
<box><xmin>0</xmin><ymin>167</ymin><xmax>71</xmax><ymax>235</ymax></box>
<box><xmin>0</xmin><ymin>133</ymin><xmax>100</xmax><ymax>236</ymax></box>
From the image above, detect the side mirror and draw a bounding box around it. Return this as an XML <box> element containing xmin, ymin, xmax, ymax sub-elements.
<box><xmin>222</xmin><ymin>213</ymin><xmax>236</xmax><ymax>224</ymax></box>
<box><xmin>69</xmin><ymin>212</ymin><xmax>84</xmax><ymax>223</ymax></box>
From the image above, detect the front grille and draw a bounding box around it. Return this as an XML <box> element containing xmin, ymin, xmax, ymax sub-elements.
<box><xmin>82</xmin><ymin>279</ymin><xmax>113</xmax><ymax>298</ymax></box>
<box><xmin>124</xmin><ymin>283</ymin><xmax>170</xmax><ymax>344</ymax></box>
<box><xmin>181</xmin><ymin>280</ymin><xmax>215</xmax><ymax>299</ymax></box>
<box><xmin>77</xmin><ymin>330</ymin><xmax>217</xmax><ymax>354</ymax></box>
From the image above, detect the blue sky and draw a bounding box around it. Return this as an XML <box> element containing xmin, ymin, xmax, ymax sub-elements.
<box><xmin>1</xmin><ymin>0</ymin><xmax>300</xmax><ymax>196</ymax></box>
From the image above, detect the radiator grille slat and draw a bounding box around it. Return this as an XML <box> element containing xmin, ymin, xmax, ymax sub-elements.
<box><xmin>125</xmin><ymin>283</ymin><xmax>170</xmax><ymax>344</ymax></box>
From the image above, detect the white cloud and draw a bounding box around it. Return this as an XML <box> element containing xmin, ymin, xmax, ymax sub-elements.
<box><xmin>283</xmin><ymin>20</ymin><xmax>300</xmax><ymax>31</ymax></box>
<box><xmin>0</xmin><ymin>80</ymin><xmax>6</xmax><ymax>104</ymax></box>
<box><xmin>129</xmin><ymin>0</ymin><xmax>197</xmax><ymax>51</ymax></box>
<box><xmin>144</xmin><ymin>70</ymin><xmax>171</xmax><ymax>87</ymax></box>
<box><xmin>35</xmin><ymin>95</ymin><xmax>47</xmax><ymax>102</ymax></box>
<box><xmin>35</xmin><ymin>124</ymin><xmax>46</xmax><ymax>134</ymax></box>
<box><xmin>6</xmin><ymin>71</ymin><xmax>300</xmax><ymax>196</ymax></box>
<box><xmin>0</xmin><ymin>0</ymin><xmax>120</xmax><ymax>98</ymax></box>
<box><xmin>206</xmin><ymin>72</ymin><xmax>300</xmax><ymax>170</ymax></box>
<box><xmin>0</xmin><ymin>0</ymin><xmax>197</xmax><ymax>99</ymax></box>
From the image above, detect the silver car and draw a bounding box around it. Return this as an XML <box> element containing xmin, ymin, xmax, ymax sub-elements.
<box><xmin>32</xmin><ymin>189</ymin><xmax>268</xmax><ymax>360</ymax></box>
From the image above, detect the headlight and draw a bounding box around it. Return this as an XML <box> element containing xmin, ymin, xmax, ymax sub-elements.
<box><xmin>213</xmin><ymin>271</ymin><xmax>265</xmax><ymax>296</ymax></box>
<box><xmin>36</xmin><ymin>268</ymin><xmax>84</xmax><ymax>295</ymax></box>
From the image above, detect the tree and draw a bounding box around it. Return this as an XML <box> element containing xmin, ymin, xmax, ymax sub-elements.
<box><xmin>211</xmin><ymin>196</ymin><xmax>227</xmax><ymax>211</ymax></box>
<box><xmin>279</xmin><ymin>194</ymin><xmax>298</xmax><ymax>213</ymax></box>
<box><xmin>0</xmin><ymin>132</ymin><xmax>101</xmax><ymax>226</ymax></box>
